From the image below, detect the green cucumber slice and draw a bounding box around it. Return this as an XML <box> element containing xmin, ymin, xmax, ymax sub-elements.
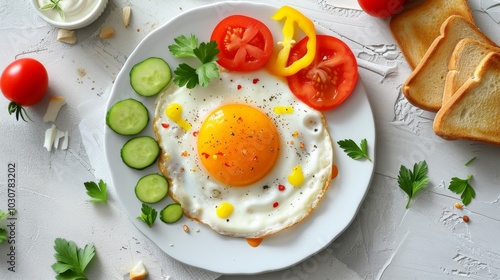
<box><xmin>130</xmin><ymin>57</ymin><xmax>171</xmax><ymax>96</ymax></box>
<box><xmin>106</xmin><ymin>98</ymin><xmax>149</xmax><ymax>135</ymax></box>
<box><xmin>135</xmin><ymin>173</ymin><xmax>169</xmax><ymax>203</ymax></box>
<box><xmin>160</xmin><ymin>203</ymin><xmax>183</xmax><ymax>224</ymax></box>
<box><xmin>120</xmin><ymin>136</ymin><xmax>160</xmax><ymax>170</ymax></box>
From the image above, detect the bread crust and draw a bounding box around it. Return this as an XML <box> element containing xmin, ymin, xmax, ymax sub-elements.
<box><xmin>402</xmin><ymin>15</ymin><xmax>497</xmax><ymax>112</ymax></box>
<box><xmin>433</xmin><ymin>53</ymin><xmax>500</xmax><ymax>145</ymax></box>
<box><xmin>443</xmin><ymin>39</ymin><xmax>500</xmax><ymax>105</ymax></box>
<box><xmin>390</xmin><ymin>0</ymin><xmax>475</xmax><ymax>69</ymax></box>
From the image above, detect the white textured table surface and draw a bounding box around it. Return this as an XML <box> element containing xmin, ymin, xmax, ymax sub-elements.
<box><xmin>1</xmin><ymin>0</ymin><xmax>500</xmax><ymax>279</ymax></box>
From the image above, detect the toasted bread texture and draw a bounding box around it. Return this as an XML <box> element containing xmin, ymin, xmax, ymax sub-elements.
<box><xmin>443</xmin><ymin>39</ymin><xmax>500</xmax><ymax>105</ymax></box>
<box><xmin>390</xmin><ymin>0</ymin><xmax>474</xmax><ymax>69</ymax></box>
<box><xmin>433</xmin><ymin>53</ymin><xmax>500</xmax><ymax>145</ymax></box>
<box><xmin>402</xmin><ymin>15</ymin><xmax>496</xmax><ymax>112</ymax></box>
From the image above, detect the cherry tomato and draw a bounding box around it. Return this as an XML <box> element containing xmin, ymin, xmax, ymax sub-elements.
<box><xmin>211</xmin><ymin>15</ymin><xmax>274</xmax><ymax>72</ymax></box>
<box><xmin>286</xmin><ymin>35</ymin><xmax>358</xmax><ymax>111</ymax></box>
<box><xmin>358</xmin><ymin>0</ymin><xmax>406</xmax><ymax>18</ymax></box>
<box><xmin>1</xmin><ymin>58</ymin><xmax>48</xmax><ymax>121</ymax></box>
<box><xmin>1</xmin><ymin>58</ymin><xmax>48</xmax><ymax>106</ymax></box>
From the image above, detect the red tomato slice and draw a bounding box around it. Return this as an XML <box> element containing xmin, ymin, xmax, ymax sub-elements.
<box><xmin>211</xmin><ymin>15</ymin><xmax>274</xmax><ymax>72</ymax></box>
<box><xmin>287</xmin><ymin>35</ymin><xmax>358</xmax><ymax>111</ymax></box>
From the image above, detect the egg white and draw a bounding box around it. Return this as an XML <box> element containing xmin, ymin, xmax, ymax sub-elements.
<box><xmin>153</xmin><ymin>69</ymin><xmax>334</xmax><ymax>238</ymax></box>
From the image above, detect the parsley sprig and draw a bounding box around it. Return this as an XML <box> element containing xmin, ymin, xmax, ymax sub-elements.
<box><xmin>0</xmin><ymin>210</ymin><xmax>10</xmax><ymax>244</ymax></box>
<box><xmin>84</xmin><ymin>180</ymin><xmax>107</xmax><ymax>203</ymax></box>
<box><xmin>397</xmin><ymin>160</ymin><xmax>430</xmax><ymax>209</ymax></box>
<box><xmin>40</xmin><ymin>0</ymin><xmax>65</xmax><ymax>20</ymax></box>
<box><xmin>337</xmin><ymin>138</ymin><xmax>372</xmax><ymax>161</ymax></box>
<box><xmin>52</xmin><ymin>238</ymin><xmax>96</xmax><ymax>280</ymax></box>
<box><xmin>168</xmin><ymin>34</ymin><xmax>220</xmax><ymax>89</ymax></box>
<box><xmin>137</xmin><ymin>204</ymin><xmax>157</xmax><ymax>228</ymax></box>
<box><xmin>449</xmin><ymin>175</ymin><xmax>476</xmax><ymax>206</ymax></box>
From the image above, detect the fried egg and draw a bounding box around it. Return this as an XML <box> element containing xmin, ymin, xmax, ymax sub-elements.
<box><xmin>153</xmin><ymin>69</ymin><xmax>334</xmax><ymax>238</ymax></box>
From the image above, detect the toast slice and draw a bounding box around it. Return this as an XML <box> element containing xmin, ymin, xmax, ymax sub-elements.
<box><xmin>433</xmin><ymin>52</ymin><xmax>500</xmax><ymax>145</ymax></box>
<box><xmin>402</xmin><ymin>15</ymin><xmax>497</xmax><ymax>112</ymax></box>
<box><xmin>443</xmin><ymin>39</ymin><xmax>500</xmax><ymax>105</ymax></box>
<box><xmin>390</xmin><ymin>0</ymin><xmax>474</xmax><ymax>69</ymax></box>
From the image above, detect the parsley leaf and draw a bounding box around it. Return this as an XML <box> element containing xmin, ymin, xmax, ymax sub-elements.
<box><xmin>173</xmin><ymin>63</ymin><xmax>199</xmax><ymax>89</ymax></box>
<box><xmin>168</xmin><ymin>34</ymin><xmax>220</xmax><ymax>89</ymax></box>
<box><xmin>337</xmin><ymin>138</ymin><xmax>372</xmax><ymax>161</ymax></box>
<box><xmin>84</xmin><ymin>180</ymin><xmax>107</xmax><ymax>203</ymax></box>
<box><xmin>0</xmin><ymin>229</ymin><xmax>6</xmax><ymax>244</ymax></box>
<box><xmin>0</xmin><ymin>209</ymin><xmax>8</xmax><ymax>220</ymax></box>
<box><xmin>194</xmin><ymin>41</ymin><xmax>219</xmax><ymax>64</ymax></box>
<box><xmin>0</xmin><ymin>210</ymin><xmax>10</xmax><ymax>244</ymax></box>
<box><xmin>196</xmin><ymin>62</ymin><xmax>220</xmax><ymax>87</ymax></box>
<box><xmin>168</xmin><ymin>34</ymin><xmax>199</xmax><ymax>58</ymax></box>
<box><xmin>52</xmin><ymin>238</ymin><xmax>96</xmax><ymax>280</ymax></box>
<box><xmin>449</xmin><ymin>175</ymin><xmax>476</xmax><ymax>206</ymax></box>
<box><xmin>397</xmin><ymin>160</ymin><xmax>430</xmax><ymax>208</ymax></box>
<box><xmin>137</xmin><ymin>204</ymin><xmax>157</xmax><ymax>228</ymax></box>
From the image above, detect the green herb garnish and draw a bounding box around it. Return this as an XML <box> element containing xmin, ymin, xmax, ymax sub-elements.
<box><xmin>397</xmin><ymin>160</ymin><xmax>430</xmax><ymax>208</ymax></box>
<box><xmin>0</xmin><ymin>210</ymin><xmax>7</xmax><ymax>244</ymax></box>
<box><xmin>40</xmin><ymin>0</ymin><xmax>65</xmax><ymax>20</ymax></box>
<box><xmin>137</xmin><ymin>204</ymin><xmax>157</xmax><ymax>228</ymax></box>
<box><xmin>464</xmin><ymin>156</ymin><xmax>477</xmax><ymax>166</ymax></box>
<box><xmin>449</xmin><ymin>175</ymin><xmax>476</xmax><ymax>206</ymax></box>
<box><xmin>52</xmin><ymin>238</ymin><xmax>96</xmax><ymax>280</ymax></box>
<box><xmin>337</xmin><ymin>138</ymin><xmax>372</xmax><ymax>161</ymax></box>
<box><xmin>84</xmin><ymin>179</ymin><xmax>107</xmax><ymax>203</ymax></box>
<box><xmin>168</xmin><ymin>34</ymin><xmax>220</xmax><ymax>89</ymax></box>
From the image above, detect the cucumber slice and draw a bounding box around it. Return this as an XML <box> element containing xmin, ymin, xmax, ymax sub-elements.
<box><xmin>130</xmin><ymin>57</ymin><xmax>171</xmax><ymax>96</ymax></box>
<box><xmin>160</xmin><ymin>203</ymin><xmax>183</xmax><ymax>224</ymax></box>
<box><xmin>120</xmin><ymin>136</ymin><xmax>160</xmax><ymax>170</ymax></box>
<box><xmin>106</xmin><ymin>98</ymin><xmax>149</xmax><ymax>135</ymax></box>
<box><xmin>135</xmin><ymin>174</ymin><xmax>169</xmax><ymax>203</ymax></box>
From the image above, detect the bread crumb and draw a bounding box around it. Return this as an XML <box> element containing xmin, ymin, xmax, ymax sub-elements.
<box><xmin>129</xmin><ymin>261</ymin><xmax>147</xmax><ymax>280</ymax></box>
<box><xmin>100</xmin><ymin>25</ymin><xmax>115</xmax><ymax>39</ymax></box>
<box><xmin>57</xmin><ymin>29</ymin><xmax>76</xmax><ymax>44</ymax></box>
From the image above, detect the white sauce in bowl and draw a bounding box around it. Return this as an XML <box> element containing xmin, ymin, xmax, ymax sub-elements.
<box><xmin>37</xmin><ymin>0</ymin><xmax>98</xmax><ymax>22</ymax></box>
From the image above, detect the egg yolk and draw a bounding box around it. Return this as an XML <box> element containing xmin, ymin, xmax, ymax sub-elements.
<box><xmin>198</xmin><ymin>104</ymin><xmax>280</xmax><ymax>186</ymax></box>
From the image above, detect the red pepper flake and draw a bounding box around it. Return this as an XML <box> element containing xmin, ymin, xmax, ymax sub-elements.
<box><xmin>193</xmin><ymin>131</ymin><xmax>199</xmax><ymax>137</ymax></box>
<box><xmin>252</xmin><ymin>78</ymin><xmax>260</xmax><ymax>84</ymax></box>
<box><xmin>253</xmin><ymin>156</ymin><xmax>258</xmax><ymax>161</ymax></box>
<box><xmin>224</xmin><ymin>162</ymin><xmax>231</xmax><ymax>167</ymax></box>
<box><xmin>278</xmin><ymin>184</ymin><xmax>285</xmax><ymax>191</ymax></box>
<box><xmin>161</xmin><ymin>123</ymin><xmax>170</xmax><ymax>128</ymax></box>
<box><xmin>216</xmin><ymin>152</ymin><xmax>225</xmax><ymax>156</ymax></box>
<box><xmin>463</xmin><ymin>215</ymin><xmax>470</xmax><ymax>223</ymax></box>
<box><xmin>201</xmin><ymin>152</ymin><xmax>210</xmax><ymax>159</ymax></box>
<box><xmin>273</xmin><ymin>202</ymin><xmax>279</xmax><ymax>208</ymax></box>
<box><xmin>237</xmin><ymin>84</ymin><xmax>242</xmax><ymax>90</ymax></box>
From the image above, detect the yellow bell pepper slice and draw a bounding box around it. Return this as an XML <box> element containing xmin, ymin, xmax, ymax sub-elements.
<box><xmin>268</xmin><ymin>6</ymin><xmax>316</xmax><ymax>76</ymax></box>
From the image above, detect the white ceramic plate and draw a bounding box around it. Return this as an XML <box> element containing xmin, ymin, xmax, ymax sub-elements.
<box><xmin>104</xmin><ymin>1</ymin><xmax>375</xmax><ymax>274</ymax></box>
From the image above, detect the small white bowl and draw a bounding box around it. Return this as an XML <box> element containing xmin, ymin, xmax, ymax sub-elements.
<box><xmin>31</xmin><ymin>0</ymin><xmax>108</xmax><ymax>30</ymax></box>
